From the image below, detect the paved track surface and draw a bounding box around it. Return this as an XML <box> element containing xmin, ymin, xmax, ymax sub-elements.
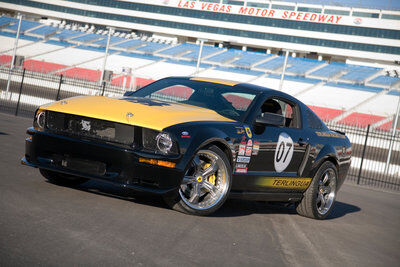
<box><xmin>1</xmin><ymin>113</ymin><xmax>399</xmax><ymax>266</ymax></box>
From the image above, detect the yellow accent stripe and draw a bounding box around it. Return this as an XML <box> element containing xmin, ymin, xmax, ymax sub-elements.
<box><xmin>256</xmin><ymin>177</ymin><xmax>312</xmax><ymax>189</ymax></box>
<box><xmin>39</xmin><ymin>95</ymin><xmax>235</xmax><ymax>131</ymax></box>
<box><xmin>190</xmin><ymin>77</ymin><xmax>239</xmax><ymax>86</ymax></box>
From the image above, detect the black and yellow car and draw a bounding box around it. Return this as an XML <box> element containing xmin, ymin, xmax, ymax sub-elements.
<box><xmin>22</xmin><ymin>77</ymin><xmax>352</xmax><ymax>219</ymax></box>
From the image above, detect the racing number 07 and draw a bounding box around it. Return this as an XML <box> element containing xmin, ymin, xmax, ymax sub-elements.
<box><xmin>276</xmin><ymin>141</ymin><xmax>292</xmax><ymax>164</ymax></box>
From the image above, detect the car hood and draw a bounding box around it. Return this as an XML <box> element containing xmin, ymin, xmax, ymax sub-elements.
<box><xmin>39</xmin><ymin>95</ymin><xmax>235</xmax><ymax>131</ymax></box>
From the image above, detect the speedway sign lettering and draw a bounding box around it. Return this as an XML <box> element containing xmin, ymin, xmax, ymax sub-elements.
<box><xmin>177</xmin><ymin>0</ymin><xmax>342</xmax><ymax>24</ymax></box>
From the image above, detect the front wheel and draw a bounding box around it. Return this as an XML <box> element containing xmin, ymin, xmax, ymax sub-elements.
<box><xmin>163</xmin><ymin>145</ymin><xmax>232</xmax><ymax>216</ymax></box>
<box><xmin>296</xmin><ymin>161</ymin><xmax>338</xmax><ymax>220</ymax></box>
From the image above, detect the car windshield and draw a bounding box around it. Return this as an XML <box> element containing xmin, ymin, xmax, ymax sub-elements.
<box><xmin>126</xmin><ymin>78</ymin><xmax>259</xmax><ymax>121</ymax></box>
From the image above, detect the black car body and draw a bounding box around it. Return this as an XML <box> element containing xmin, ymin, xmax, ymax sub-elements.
<box><xmin>22</xmin><ymin>77</ymin><xmax>352</xmax><ymax>219</ymax></box>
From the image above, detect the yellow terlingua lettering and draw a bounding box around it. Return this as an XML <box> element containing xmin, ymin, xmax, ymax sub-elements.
<box><xmin>257</xmin><ymin>177</ymin><xmax>311</xmax><ymax>189</ymax></box>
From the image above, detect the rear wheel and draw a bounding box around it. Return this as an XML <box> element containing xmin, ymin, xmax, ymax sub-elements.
<box><xmin>164</xmin><ymin>145</ymin><xmax>232</xmax><ymax>216</ymax></box>
<box><xmin>296</xmin><ymin>161</ymin><xmax>338</xmax><ymax>220</ymax></box>
<box><xmin>40</xmin><ymin>169</ymin><xmax>89</xmax><ymax>186</ymax></box>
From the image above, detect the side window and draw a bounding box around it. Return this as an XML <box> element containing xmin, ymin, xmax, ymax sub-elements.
<box><xmin>221</xmin><ymin>92</ymin><xmax>256</xmax><ymax>111</ymax></box>
<box><xmin>148</xmin><ymin>85</ymin><xmax>194</xmax><ymax>102</ymax></box>
<box><xmin>260</xmin><ymin>98</ymin><xmax>300</xmax><ymax>128</ymax></box>
<box><xmin>306</xmin><ymin>109</ymin><xmax>323</xmax><ymax>129</ymax></box>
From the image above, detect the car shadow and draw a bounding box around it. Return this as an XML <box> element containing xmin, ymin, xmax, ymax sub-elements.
<box><xmin>51</xmin><ymin>180</ymin><xmax>361</xmax><ymax>219</ymax></box>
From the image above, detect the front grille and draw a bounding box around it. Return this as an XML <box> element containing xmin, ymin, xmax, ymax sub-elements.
<box><xmin>46</xmin><ymin>111</ymin><xmax>135</xmax><ymax>146</ymax></box>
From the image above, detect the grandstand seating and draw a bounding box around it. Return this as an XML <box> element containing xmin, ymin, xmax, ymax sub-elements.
<box><xmin>309</xmin><ymin>62</ymin><xmax>347</xmax><ymax>78</ymax></box>
<box><xmin>205</xmin><ymin>49</ymin><xmax>245</xmax><ymax>64</ymax></box>
<box><xmin>181</xmin><ymin>45</ymin><xmax>222</xmax><ymax>61</ymax></box>
<box><xmin>34</xmin><ymin>46</ymin><xmax>105</xmax><ymax>66</ymax></box>
<box><xmin>111</xmin><ymin>75</ymin><xmax>153</xmax><ymax>88</ymax></box>
<box><xmin>158</xmin><ymin>43</ymin><xmax>198</xmax><ymax>57</ymax></box>
<box><xmin>71</xmin><ymin>33</ymin><xmax>103</xmax><ymax>43</ymax></box>
<box><xmin>0</xmin><ymin>16</ymin><xmax>399</xmax><ymax>130</ymax></box>
<box><xmin>388</xmin><ymin>89</ymin><xmax>400</xmax><ymax>96</ymax></box>
<box><xmin>135</xmin><ymin>60</ymin><xmax>200</xmax><ymax>80</ymax></box>
<box><xmin>52</xmin><ymin>29</ymin><xmax>82</xmax><ymax>40</ymax></box>
<box><xmin>251</xmin><ymin>75</ymin><xmax>320</xmax><ymax>95</ymax></box>
<box><xmin>4</xmin><ymin>19</ymin><xmax>41</xmax><ymax>33</ymax></box>
<box><xmin>324</xmin><ymin>82</ymin><xmax>383</xmax><ymax>93</ymax></box>
<box><xmin>338</xmin><ymin>112</ymin><xmax>386</xmax><ymax>127</ymax></box>
<box><xmin>23</xmin><ymin>59</ymin><xmax>66</xmax><ymax>73</ymax></box>
<box><xmin>92</xmin><ymin>36</ymin><xmax>126</xmax><ymax>47</ymax></box>
<box><xmin>369</xmin><ymin>75</ymin><xmax>400</xmax><ymax>87</ymax></box>
<box><xmin>297</xmin><ymin>84</ymin><xmax>377</xmax><ymax>111</ymax></box>
<box><xmin>78</xmin><ymin>52</ymin><xmax>161</xmax><ymax>73</ymax></box>
<box><xmin>112</xmin><ymin>39</ymin><xmax>145</xmax><ymax>49</ymax></box>
<box><xmin>286</xmin><ymin>57</ymin><xmax>324</xmax><ymax>76</ymax></box>
<box><xmin>13</xmin><ymin>42</ymin><xmax>64</xmax><ymax>58</ymax></box>
<box><xmin>353</xmin><ymin>93</ymin><xmax>399</xmax><ymax>117</ymax></box>
<box><xmin>339</xmin><ymin>65</ymin><xmax>381</xmax><ymax>83</ymax></box>
<box><xmin>0</xmin><ymin>16</ymin><xmax>17</xmax><ymax>27</ymax></box>
<box><xmin>377</xmin><ymin>120</ymin><xmax>395</xmax><ymax>131</ymax></box>
<box><xmin>254</xmin><ymin>56</ymin><xmax>284</xmax><ymax>71</ymax></box>
<box><xmin>308</xmin><ymin>106</ymin><xmax>344</xmax><ymax>121</ymax></box>
<box><xmin>0</xmin><ymin>54</ymin><xmax>11</xmax><ymax>65</ymax></box>
<box><xmin>136</xmin><ymin>42</ymin><xmax>169</xmax><ymax>53</ymax></box>
<box><xmin>28</xmin><ymin>25</ymin><xmax>58</xmax><ymax>37</ymax></box>
<box><xmin>57</xmin><ymin>67</ymin><xmax>101</xmax><ymax>82</ymax></box>
<box><xmin>199</xmin><ymin>66</ymin><xmax>261</xmax><ymax>82</ymax></box>
<box><xmin>231</xmin><ymin>52</ymin><xmax>271</xmax><ymax>68</ymax></box>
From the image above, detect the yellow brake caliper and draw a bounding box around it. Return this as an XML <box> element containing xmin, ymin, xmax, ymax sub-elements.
<box><xmin>203</xmin><ymin>163</ymin><xmax>216</xmax><ymax>185</ymax></box>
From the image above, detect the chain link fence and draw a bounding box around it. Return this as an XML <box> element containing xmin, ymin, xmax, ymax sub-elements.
<box><xmin>1</xmin><ymin>66</ymin><xmax>399</xmax><ymax>191</ymax></box>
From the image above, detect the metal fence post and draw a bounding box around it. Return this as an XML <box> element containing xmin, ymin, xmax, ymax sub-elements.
<box><xmin>15</xmin><ymin>68</ymin><xmax>26</xmax><ymax>116</ymax></box>
<box><xmin>101</xmin><ymin>81</ymin><xmax>106</xmax><ymax>96</ymax></box>
<box><xmin>357</xmin><ymin>124</ymin><xmax>370</xmax><ymax>184</ymax></box>
<box><xmin>56</xmin><ymin>74</ymin><xmax>63</xmax><ymax>101</ymax></box>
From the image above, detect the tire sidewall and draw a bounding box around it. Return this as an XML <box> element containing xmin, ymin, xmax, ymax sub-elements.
<box><xmin>310</xmin><ymin>161</ymin><xmax>338</xmax><ymax>220</ymax></box>
<box><xmin>164</xmin><ymin>145</ymin><xmax>232</xmax><ymax>216</ymax></box>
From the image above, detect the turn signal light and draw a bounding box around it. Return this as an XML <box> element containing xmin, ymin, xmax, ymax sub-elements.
<box><xmin>139</xmin><ymin>157</ymin><xmax>176</xmax><ymax>168</ymax></box>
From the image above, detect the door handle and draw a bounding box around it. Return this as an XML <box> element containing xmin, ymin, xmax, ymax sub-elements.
<box><xmin>298</xmin><ymin>138</ymin><xmax>307</xmax><ymax>146</ymax></box>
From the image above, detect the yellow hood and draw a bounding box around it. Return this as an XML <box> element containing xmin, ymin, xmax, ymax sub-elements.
<box><xmin>40</xmin><ymin>96</ymin><xmax>235</xmax><ymax>131</ymax></box>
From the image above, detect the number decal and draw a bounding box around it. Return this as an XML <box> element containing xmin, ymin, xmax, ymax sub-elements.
<box><xmin>274</xmin><ymin>132</ymin><xmax>294</xmax><ymax>173</ymax></box>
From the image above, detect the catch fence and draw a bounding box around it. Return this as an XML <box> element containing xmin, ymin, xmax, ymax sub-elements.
<box><xmin>0</xmin><ymin>66</ymin><xmax>399</xmax><ymax>191</ymax></box>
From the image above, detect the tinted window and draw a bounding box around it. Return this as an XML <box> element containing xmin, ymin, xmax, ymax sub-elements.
<box><xmin>306</xmin><ymin>109</ymin><xmax>323</xmax><ymax>129</ymax></box>
<box><xmin>131</xmin><ymin>79</ymin><xmax>259</xmax><ymax>121</ymax></box>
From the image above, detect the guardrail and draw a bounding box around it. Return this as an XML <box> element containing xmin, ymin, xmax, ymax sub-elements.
<box><xmin>1</xmin><ymin>66</ymin><xmax>399</xmax><ymax>191</ymax></box>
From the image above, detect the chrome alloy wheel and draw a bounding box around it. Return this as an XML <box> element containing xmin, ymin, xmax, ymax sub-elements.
<box><xmin>179</xmin><ymin>150</ymin><xmax>229</xmax><ymax>210</ymax></box>
<box><xmin>316</xmin><ymin>168</ymin><xmax>337</xmax><ymax>215</ymax></box>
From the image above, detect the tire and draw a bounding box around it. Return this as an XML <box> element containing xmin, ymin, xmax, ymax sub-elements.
<box><xmin>296</xmin><ymin>161</ymin><xmax>338</xmax><ymax>220</ymax></box>
<box><xmin>40</xmin><ymin>169</ymin><xmax>89</xmax><ymax>186</ymax></box>
<box><xmin>163</xmin><ymin>145</ymin><xmax>232</xmax><ymax>216</ymax></box>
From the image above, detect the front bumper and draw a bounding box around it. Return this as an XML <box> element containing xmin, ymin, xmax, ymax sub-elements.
<box><xmin>22</xmin><ymin>128</ymin><xmax>184</xmax><ymax>194</ymax></box>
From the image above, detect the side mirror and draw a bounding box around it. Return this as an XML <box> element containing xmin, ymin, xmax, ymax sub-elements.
<box><xmin>255</xmin><ymin>112</ymin><xmax>285</xmax><ymax>127</ymax></box>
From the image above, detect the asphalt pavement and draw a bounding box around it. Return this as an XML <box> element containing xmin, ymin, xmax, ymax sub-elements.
<box><xmin>0</xmin><ymin>113</ymin><xmax>399</xmax><ymax>266</ymax></box>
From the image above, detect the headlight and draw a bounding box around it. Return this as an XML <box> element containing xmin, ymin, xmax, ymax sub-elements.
<box><xmin>142</xmin><ymin>128</ymin><xmax>178</xmax><ymax>155</ymax></box>
<box><xmin>156</xmin><ymin>132</ymin><xmax>172</xmax><ymax>154</ymax></box>
<box><xmin>34</xmin><ymin>110</ymin><xmax>46</xmax><ymax>130</ymax></box>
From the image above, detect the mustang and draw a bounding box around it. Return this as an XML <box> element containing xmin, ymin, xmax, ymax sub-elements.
<box><xmin>22</xmin><ymin>77</ymin><xmax>351</xmax><ymax>219</ymax></box>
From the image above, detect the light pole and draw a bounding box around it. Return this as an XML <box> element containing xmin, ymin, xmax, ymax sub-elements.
<box><xmin>195</xmin><ymin>39</ymin><xmax>207</xmax><ymax>76</ymax></box>
<box><xmin>5</xmin><ymin>13</ymin><xmax>22</xmax><ymax>98</ymax></box>
<box><xmin>99</xmin><ymin>27</ymin><xmax>114</xmax><ymax>87</ymax></box>
<box><xmin>384</xmin><ymin>93</ymin><xmax>400</xmax><ymax>174</ymax></box>
<box><xmin>278</xmin><ymin>50</ymin><xmax>290</xmax><ymax>91</ymax></box>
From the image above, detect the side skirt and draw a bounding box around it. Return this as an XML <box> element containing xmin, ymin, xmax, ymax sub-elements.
<box><xmin>229</xmin><ymin>191</ymin><xmax>303</xmax><ymax>202</ymax></box>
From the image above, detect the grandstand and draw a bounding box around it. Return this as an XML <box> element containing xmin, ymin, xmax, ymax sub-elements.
<box><xmin>0</xmin><ymin>0</ymin><xmax>399</xmax><ymax>131</ymax></box>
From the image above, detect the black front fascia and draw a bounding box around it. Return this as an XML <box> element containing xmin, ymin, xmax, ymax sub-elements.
<box><xmin>23</xmin><ymin>128</ymin><xmax>185</xmax><ymax>193</ymax></box>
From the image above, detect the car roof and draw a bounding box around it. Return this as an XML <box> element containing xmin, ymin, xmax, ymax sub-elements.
<box><xmin>165</xmin><ymin>76</ymin><xmax>300</xmax><ymax>101</ymax></box>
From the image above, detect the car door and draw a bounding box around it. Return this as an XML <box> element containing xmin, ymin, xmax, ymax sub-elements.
<box><xmin>247</xmin><ymin>97</ymin><xmax>308</xmax><ymax>176</ymax></box>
